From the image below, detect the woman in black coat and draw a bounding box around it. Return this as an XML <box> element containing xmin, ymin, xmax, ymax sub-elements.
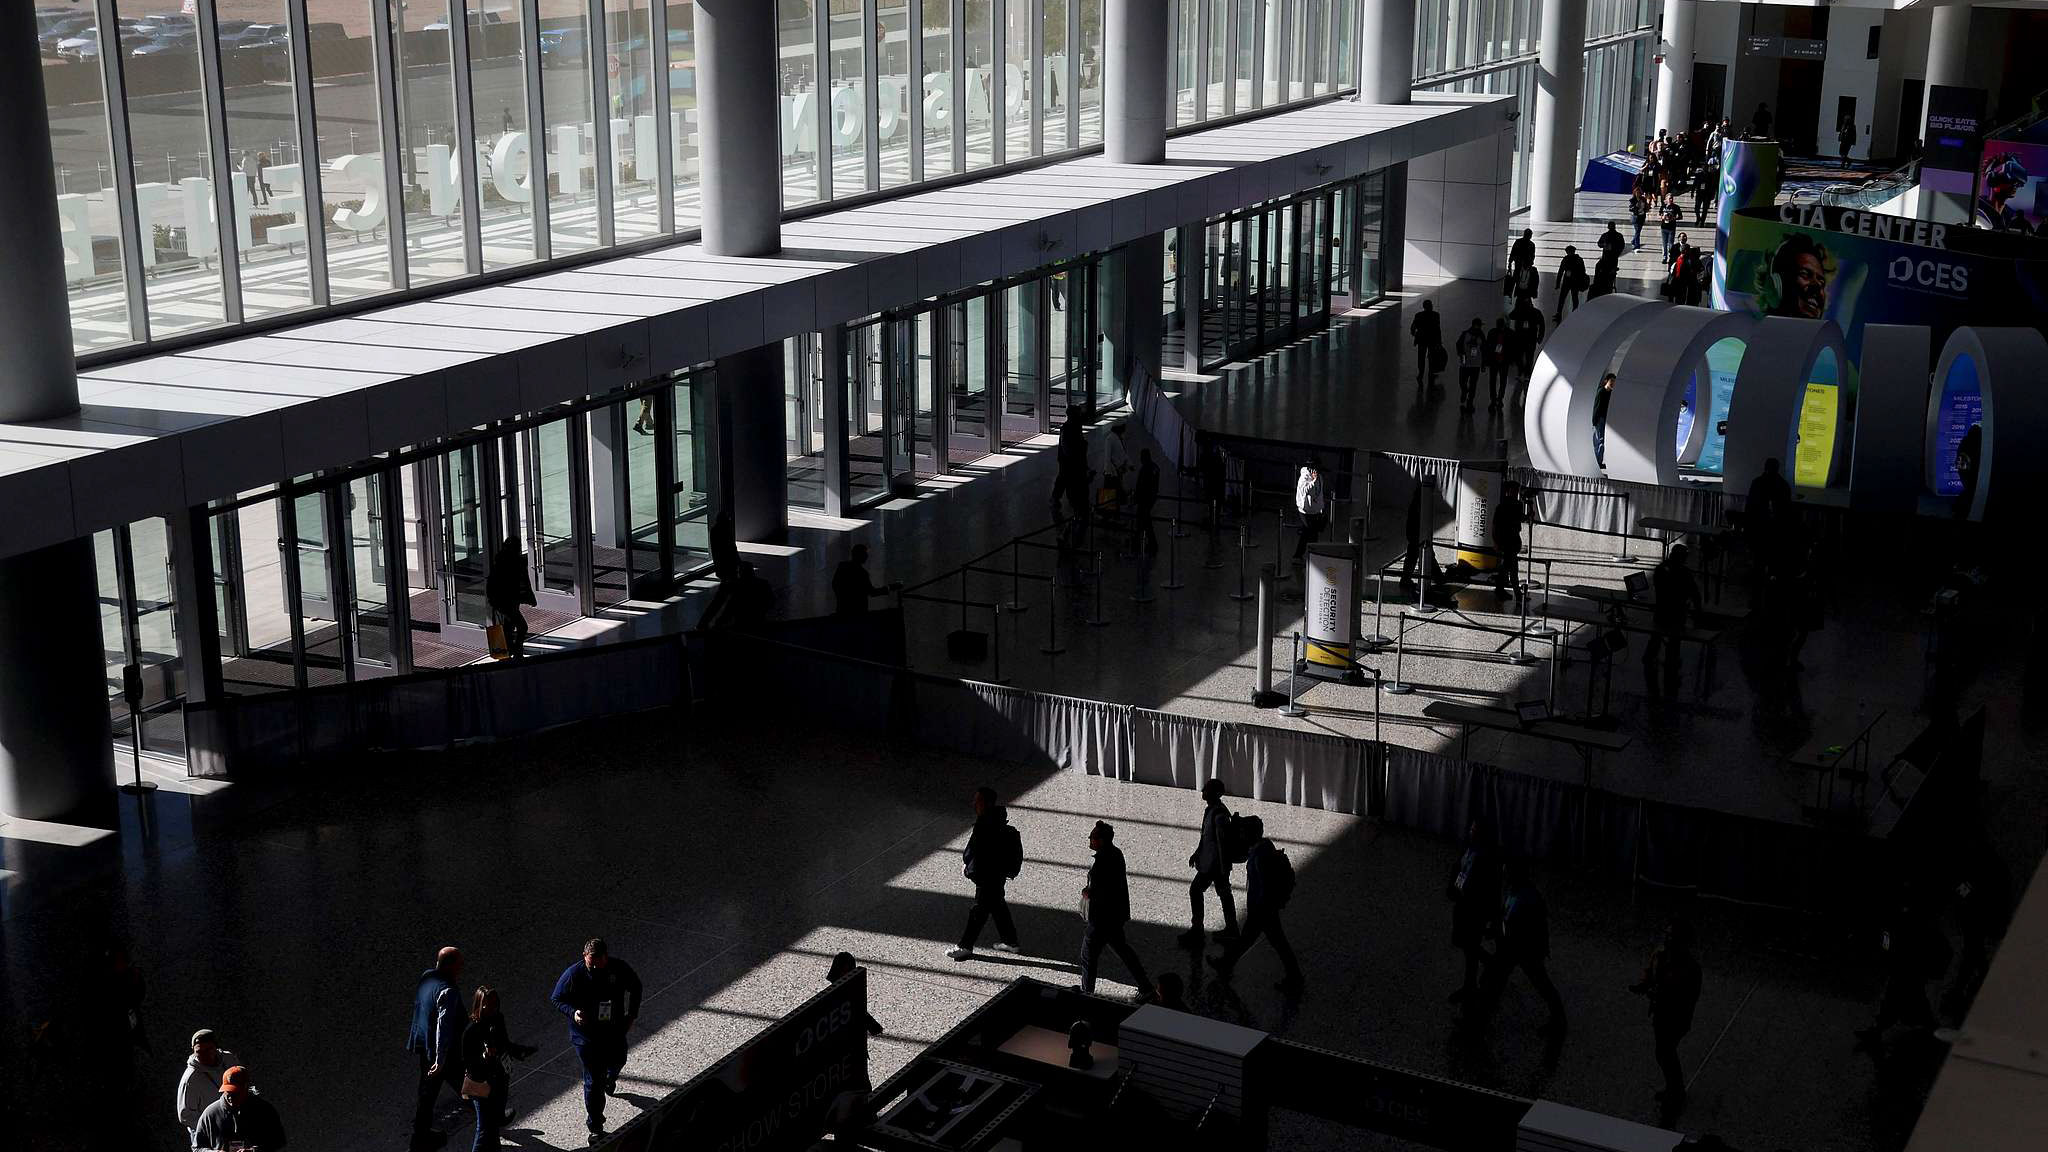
<box><xmin>462</xmin><ymin>987</ymin><xmax>536</xmax><ymax>1151</ymax></box>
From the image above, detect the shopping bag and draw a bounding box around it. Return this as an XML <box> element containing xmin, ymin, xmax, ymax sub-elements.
<box><xmin>486</xmin><ymin>623</ymin><xmax>510</xmax><ymax>660</ymax></box>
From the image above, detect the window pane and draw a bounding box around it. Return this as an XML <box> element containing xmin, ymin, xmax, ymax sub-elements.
<box><xmin>1078</xmin><ymin>0</ymin><xmax>1101</xmax><ymax>144</ymax></box>
<box><xmin>471</xmin><ymin>0</ymin><xmax>540</xmax><ymax>267</ymax></box>
<box><xmin>540</xmin><ymin>0</ymin><xmax>599</xmax><ymax>253</ymax></box>
<box><xmin>309</xmin><ymin>0</ymin><xmax>398</xmax><ymax>302</ymax></box>
<box><xmin>609</xmin><ymin>0</ymin><xmax>661</xmax><ymax>239</ymax></box>
<box><xmin>1005</xmin><ymin>0</ymin><xmax>1031</xmax><ymax>157</ymax></box>
<box><xmin>395</xmin><ymin>2</ymin><xmax>466</xmax><ymax>286</ymax></box>
<box><xmin>1205</xmin><ymin>0</ymin><xmax>1227</xmax><ymax>117</ymax></box>
<box><xmin>963</xmin><ymin>1</ymin><xmax>993</xmax><ymax>170</ymax></box>
<box><xmin>46</xmin><ymin>8</ymin><xmax>134</xmax><ymax>352</ymax></box>
<box><xmin>779</xmin><ymin>1</ymin><xmax>820</xmax><ymax>207</ymax></box>
<box><xmin>879</xmin><ymin>1</ymin><xmax>913</xmax><ymax>188</ymax></box>
<box><xmin>1173</xmin><ymin>0</ymin><xmax>1196</xmax><ymax>126</ymax></box>
<box><xmin>828</xmin><ymin>0</ymin><xmax>866</xmax><ymax>196</ymax></box>
<box><xmin>1234</xmin><ymin>0</ymin><xmax>1256</xmax><ymax>111</ymax></box>
<box><xmin>1042</xmin><ymin>0</ymin><xmax>1069</xmax><ymax>152</ymax></box>
<box><xmin>922</xmin><ymin>1</ymin><xmax>955</xmax><ymax>179</ymax></box>
<box><xmin>666</xmin><ymin>2</ymin><xmax>699</xmax><ymax>229</ymax></box>
<box><xmin>114</xmin><ymin>1</ymin><xmax>229</xmax><ymax>336</ymax></box>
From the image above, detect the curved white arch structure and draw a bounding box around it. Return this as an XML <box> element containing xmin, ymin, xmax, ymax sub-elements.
<box><xmin>1605</xmin><ymin>307</ymin><xmax>1757</xmax><ymax>486</ymax></box>
<box><xmin>1525</xmin><ymin>293</ymin><xmax>1665</xmax><ymax>475</ymax></box>
<box><xmin>1925</xmin><ymin>327</ymin><xmax>2048</xmax><ymax>522</ymax></box>
<box><xmin>1723</xmin><ymin>317</ymin><xmax>1850</xmax><ymax>499</ymax></box>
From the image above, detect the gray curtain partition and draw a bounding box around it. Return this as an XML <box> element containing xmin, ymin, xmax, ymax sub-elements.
<box><xmin>1509</xmin><ymin>465</ymin><xmax>1727</xmax><ymax>539</ymax></box>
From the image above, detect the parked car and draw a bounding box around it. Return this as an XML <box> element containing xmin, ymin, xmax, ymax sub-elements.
<box><xmin>128</xmin><ymin>28</ymin><xmax>198</xmax><ymax>58</ymax></box>
<box><xmin>424</xmin><ymin>11</ymin><xmax>501</xmax><ymax>32</ymax></box>
<box><xmin>56</xmin><ymin>27</ymin><xmax>106</xmax><ymax>61</ymax></box>
<box><xmin>538</xmin><ymin>26</ymin><xmax>587</xmax><ymax>69</ymax></box>
<box><xmin>38</xmin><ymin>15</ymin><xmax>94</xmax><ymax>57</ymax></box>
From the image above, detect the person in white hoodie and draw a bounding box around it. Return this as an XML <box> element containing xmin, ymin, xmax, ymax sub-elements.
<box><xmin>176</xmin><ymin>1029</ymin><xmax>240</xmax><ymax>1147</ymax></box>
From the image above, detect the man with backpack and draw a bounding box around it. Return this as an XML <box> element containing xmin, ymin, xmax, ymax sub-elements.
<box><xmin>1209</xmin><ymin>816</ymin><xmax>1302</xmax><ymax>993</ymax></box>
<box><xmin>1177</xmin><ymin>779</ymin><xmax>1241</xmax><ymax>948</ymax></box>
<box><xmin>950</xmin><ymin>786</ymin><xmax>1025</xmax><ymax>960</ymax></box>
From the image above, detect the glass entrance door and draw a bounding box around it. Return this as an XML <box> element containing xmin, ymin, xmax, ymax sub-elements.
<box><xmin>345</xmin><ymin>473</ymin><xmax>402</xmax><ymax>674</ymax></box>
<box><xmin>848</xmin><ymin>322</ymin><xmax>888</xmax><ymax>505</ymax></box>
<box><xmin>1001</xmin><ymin>281</ymin><xmax>1043</xmax><ymax>445</ymax></box>
<box><xmin>884</xmin><ymin>315</ymin><xmax>918</xmax><ymax>491</ymax></box>
<box><xmin>438</xmin><ymin>442</ymin><xmax>493</xmax><ymax>630</ymax></box>
<box><xmin>948</xmin><ymin>297</ymin><xmax>994</xmax><ymax>463</ymax></box>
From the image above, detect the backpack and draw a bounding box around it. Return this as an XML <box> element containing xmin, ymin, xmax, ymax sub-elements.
<box><xmin>1223</xmin><ymin>813</ymin><xmax>1256</xmax><ymax>864</ymax></box>
<box><xmin>1002</xmin><ymin>825</ymin><xmax>1024</xmax><ymax>879</ymax></box>
<box><xmin>1261</xmin><ymin>843</ymin><xmax>1296</xmax><ymax>909</ymax></box>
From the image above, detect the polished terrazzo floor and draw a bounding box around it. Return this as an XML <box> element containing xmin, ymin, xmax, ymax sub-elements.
<box><xmin>4</xmin><ymin>718</ymin><xmax>1948</xmax><ymax>1152</ymax></box>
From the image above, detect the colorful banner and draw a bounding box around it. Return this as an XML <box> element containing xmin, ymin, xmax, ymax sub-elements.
<box><xmin>1977</xmin><ymin>139</ymin><xmax>2048</xmax><ymax>233</ymax></box>
<box><xmin>1711</xmin><ymin>138</ymin><xmax>1781</xmax><ymax>311</ymax></box>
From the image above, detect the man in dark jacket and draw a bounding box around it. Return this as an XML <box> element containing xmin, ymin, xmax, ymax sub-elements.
<box><xmin>1409</xmin><ymin>301</ymin><xmax>1442</xmax><ymax>388</ymax></box>
<box><xmin>1177</xmin><ymin>778</ymin><xmax>1239</xmax><ymax>947</ymax></box>
<box><xmin>1632</xmin><ymin>919</ymin><xmax>1703</xmax><ymax>1103</ymax></box>
<box><xmin>832</xmin><ymin>544</ymin><xmax>898</xmax><ymax>616</ymax></box>
<box><xmin>1471</xmin><ymin>860</ymin><xmax>1567</xmax><ymax>1035</ymax></box>
<box><xmin>1553</xmin><ymin>245</ymin><xmax>1587</xmax><ymax>323</ymax></box>
<box><xmin>1485</xmin><ymin>319</ymin><xmax>1513</xmax><ymax>410</ymax></box>
<box><xmin>1455</xmin><ymin>317</ymin><xmax>1486</xmax><ymax>411</ymax></box>
<box><xmin>1051</xmin><ymin>412</ymin><xmax>1093</xmax><ymax>521</ymax></box>
<box><xmin>551</xmin><ymin>938</ymin><xmax>643</xmax><ymax>1141</ymax></box>
<box><xmin>1448</xmin><ymin>821</ymin><xmax>1500</xmax><ymax>1003</ymax></box>
<box><xmin>1747</xmin><ymin>457</ymin><xmax>1791</xmax><ymax>529</ymax></box>
<box><xmin>1508</xmin><ymin>299</ymin><xmax>1546</xmax><ymax>390</ymax></box>
<box><xmin>193</xmin><ymin>1065</ymin><xmax>286</xmax><ymax>1152</ymax></box>
<box><xmin>1646</xmin><ymin>544</ymin><xmax>1700</xmax><ymax>696</ymax></box>
<box><xmin>1210</xmin><ymin>817</ymin><xmax>1302</xmax><ymax>992</ymax></box>
<box><xmin>1597</xmin><ymin>221</ymin><xmax>1626</xmax><ymax>263</ymax></box>
<box><xmin>406</xmin><ymin>946</ymin><xmax>464</xmax><ymax>1150</ymax></box>
<box><xmin>1079</xmin><ymin>821</ymin><xmax>1153</xmax><ymax>998</ymax></box>
<box><xmin>1857</xmin><ymin>901</ymin><xmax>1948</xmax><ymax>1048</ymax></box>
<box><xmin>950</xmin><ymin>786</ymin><xmax>1024</xmax><ymax>960</ymax></box>
<box><xmin>1508</xmin><ymin>228</ymin><xmax>1536</xmax><ymax>280</ymax></box>
<box><xmin>1131</xmin><ymin>449</ymin><xmax>1161</xmax><ymax>554</ymax></box>
<box><xmin>1492</xmin><ymin>480</ymin><xmax>1525</xmax><ymax>599</ymax></box>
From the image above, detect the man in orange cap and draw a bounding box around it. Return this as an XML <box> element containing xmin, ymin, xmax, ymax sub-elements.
<box><xmin>191</xmin><ymin>1065</ymin><xmax>287</xmax><ymax>1152</ymax></box>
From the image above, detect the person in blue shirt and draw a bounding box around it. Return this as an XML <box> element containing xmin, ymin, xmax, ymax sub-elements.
<box><xmin>405</xmin><ymin>946</ymin><xmax>464</xmax><ymax>1151</ymax></box>
<box><xmin>550</xmin><ymin>937</ymin><xmax>643</xmax><ymax>1143</ymax></box>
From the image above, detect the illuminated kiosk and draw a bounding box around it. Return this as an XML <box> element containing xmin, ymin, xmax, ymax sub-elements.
<box><xmin>1722</xmin><ymin>316</ymin><xmax>1851</xmax><ymax>499</ymax></box>
<box><xmin>1602</xmin><ymin>306</ymin><xmax>1756</xmax><ymax>487</ymax></box>
<box><xmin>1923</xmin><ymin>326</ymin><xmax>2048</xmax><ymax>522</ymax></box>
<box><xmin>1849</xmin><ymin>324</ymin><xmax>1933</xmax><ymax>515</ymax></box>
<box><xmin>1524</xmin><ymin>293</ymin><xmax>1665</xmax><ymax>476</ymax></box>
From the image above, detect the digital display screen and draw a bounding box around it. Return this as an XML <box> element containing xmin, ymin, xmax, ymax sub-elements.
<box><xmin>1934</xmin><ymin>356</ymin><xmax>1983</xmax><ymax>496</ymax></box>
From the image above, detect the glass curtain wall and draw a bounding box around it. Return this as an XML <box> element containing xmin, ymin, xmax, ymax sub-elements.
<box><xmin>52</xmin><ymin>0</ymin><xmax>1372</xmax><ymax>358</ymax></box>
<box><xmin>1414</xmin><ymin>0</ymin><xmax>1655</xmax><ymax>208</ymax></box>
<box><xmin>1187</xmin><ymin>175</ymin><xmax>1369</xmax><ymax>370</ymax></box>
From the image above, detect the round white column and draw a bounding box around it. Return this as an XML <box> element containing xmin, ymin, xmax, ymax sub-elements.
<box><xmin>1359</xmin><ymin>0</ymin><xmax>1417</xmax><ymax>106</ymax></box>
<box><xmin>0</xmin><ymin>0</ymin><xmax>80</xmax><ymax>424</ymax></box>
<box><xmin>697</xmin><ymin>0</ymin><xmax>781</xmax><ymax>257</ymax></box>
<box><xmin>1654</xmin><ymin>0</ymin><xmax>1696</xmax><ymax>137</ymax></box>
<box><xmin>1918</xmin><ymin>3</ymin><xmax>1973</xmax><ymax>142</ymax></box>
<box><xmin>1530</xmin><ymin>0</ymin><xmax>1589</xmax><ymax>223</ymax></box>
<box><xmin>1106</xmin><ymin>0</ymin><xmax>1170</xmax><ymax>164</ymax></box>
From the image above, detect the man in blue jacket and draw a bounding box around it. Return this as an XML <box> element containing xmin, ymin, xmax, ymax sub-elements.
<box><xmin>551</xmin><ymin>937</ymin><xmax>643</xmax><ymax>1142</ymax></box>
<box><xmin>405</xmin><ymin>946</ymin><xmax>464</xmax><ymax>1150</ymax></box>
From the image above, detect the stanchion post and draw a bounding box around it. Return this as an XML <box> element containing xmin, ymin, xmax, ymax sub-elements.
<box><xmin>1230</xmin><ymin>524</ymin><xmax>1254</xmax><ymax>601</ymax></box>
<box><xmin>1386</xmin><ymin>617</ymin><xmax>1415</xmax><ymax>694</ymax></box>
<box><xmin>1204</xmin><ymin>502</ymin><xmax>1226</xmax><ymax>569</ymax></box>
<box><xmin>1614</xmin><ymin>493</ymin><xmax>1635</xmax><ymax>562</ymax></box>
<box><xmin>1529</xmin><ymin>557</ymin><xmax>1557</xmax><ymax>638</ymax></box>
<box><xmin>1131</xmin><ymin>546</ymin><xmax>1155</xmax><ymax>603</ymax></box>
<box><xmin>1280</xmin><ymin>632</ymin><xmax>1309</xmax><ymax>717</ymax></box>
<box><xmin>1273</xmin><ymin>508</ymin><xmax>1285</xmax><ymax>577</ymax></box>
<box><xmin>1374</xmin><ymin>671</ymin><xmax>1383</xmax><ymax>743</ymax></box>
<box><xmin>1087</xmin><ymin>551</ymin><xmax>1110</xmax><ymax>626</ymax></box>
<box><xmin>1511</xmin><ymin>590</ymin><xmax>1538</xmax><ymax>665</ymax></box>
<box><xmin>991</xmin><ymin>604</ymin><xmax>1006</xmax><ymax>684</ymax></box>
<box><xmin>1163</xmin><ymin>519</ymin><xmax>1184</xmax><ymax>589</ymax></box>
<box><xmin>1005</xmin><ymin>539</ymin><xmax>1028</xmax><ymax>613</ymax></box>
<box><xmin>1253</xmin><ymin>564</ymin><xmax>1282</xmax><ymax>707</ymax></box>
<box><xmin>1366</xmin><ymin>569</ymin><xmax>1391</xmax><ymax>648</ymax></box>
<box><xmin>1041</xmin><ymin>578</ymin><xmax>1065</xmax><ymax>655</ymax></box>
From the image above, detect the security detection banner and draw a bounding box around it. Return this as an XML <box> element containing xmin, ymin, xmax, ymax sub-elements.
<box><xmin>1719</xmin><ymin>202</ymin><xmax>2048</xmax><ymax>402</ymax></box>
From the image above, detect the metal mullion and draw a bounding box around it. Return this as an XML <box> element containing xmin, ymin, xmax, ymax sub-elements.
<box><xmin>951</xmin><ymin>0</ymin><xmax>966</xmax><ymax>172</ymax></box>
<box><xmin>814</xmin><ymin>0</ymin><xmax>833</xmax><ymax>200</ymax></box>
<box><xmin>193</xmin><ymin>0</ymin><xmax>244</xmax><ymax>324</ymax></box>
<box><xmin>90</xmin><ymin>0</ymin><xmax>149</xmax><ymax>343</ymax></box>
<box><xmin>324</xmin><ymin>486</ymin><xmax>357</xmax><ymax>683</ymax></box>
<box><xmin>654</xmin><ymin>387</ymin><xmax>678</xmax><ymax>577</ymax></box>
<box><xmin>378</xmin><ymin>467</ymin><xmax>414</xmax><ymax>675</ymax></box>
<box><xmin>1195</xmin><ymin>0</ymin><xmax>1211</xmax><ymax>122</ymax></box>
<box><xmin>650</xmin><ymin>0</ymin><xmax>675</xmax><ymax>233</ymax></box>
<box><xmin>520</xmin><ymin>0</ymin><xmax>552</xmax><ymax>260</ymax></box>
<box><xmin>568</xmin><ymin>411</ymin><xmax>596</xmax><ymax>616</ymax></box>
<box><xmin>448</xmin><ymin>0</ymin><xmax>485</xmax><ymax>274</ymax></box>
<box><xmin>276</xmin><ymin>495</ymin><xmax>309</xmax><ymax>691</ymax></box>
<box><xmin>1065</xmin><ymin>0</ymin><xmax>1079</xmax><ymax>146</ymax></box>
<box><xmin>368</xmin><ymin>0</ymin><xmax>411</xmax><ymax>290</ymax></box>
<box><xmin>280</xmin><ymin>0</ymin><xmax>329</xmax><ymax>306</ymax></box>
<box><xmin>1222</xmin><ymin>0</ymin><xmax>1237</xmax><ymax>118</ymax></box>
<box><xmin>909</xmin><ymin>0</ymin><xmax>926</xmax><ymax>181</ymax></box>
<box><xmin>1028</xmin><ymin>0</ymin><xmax>1044</xmax><ymax>156</ymax></box>
<box><xmin>864</xmin><ymin>0</ymin><xmax>882</xmax><ymax>191</ymax></box>
<box><xmin>991</xmin><ymin>0</ymin><xmax>1006</xmax><ymax>164</ymax></box>
<box><xmin>587</xmin><ymin>0</ymin><xmax>616</xmax><ymax>246</ymax></box>
<box><xmin>112</xmin><ymin>524</ymin><xmax>142</xmax><ymax>670</ymax></box>
<box><xmin>1276</xmin><ymin>0</ymin><xmax>1292</xmax><ymax>104</ymax></box>
<box><xmin>1251</xmin><ymin>0</ymin><xmax>1266</xmax><ymax>107</ymax></box>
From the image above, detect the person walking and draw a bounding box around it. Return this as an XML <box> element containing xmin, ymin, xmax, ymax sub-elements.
<box><xmin>1747</xmin><ymin>102</ymin><xmax>1773</xmax><ymax>140</ymax></box>
<box><xmin>949</xmin><ymin>786</ymin><xmax>1025</xmax><ymax>960</ymax></box>
<box><xmin>1553</xmin><ymin>245</ymin><xmax>1587</xmax><ymax>323</ymax></box>
<box><xmin>1508</xmin><ymin>228</ymin><xmax>1536</xmax><ymax>281</ymax></box>
<box><xmin>1401</xmin><ymin>477</ymin><xmax>1437</xmax><ymax>596</ymax></box>
<box><xmin>1856</xmin><ymin>901</ymin><xmax>1950</xmax><ymax>1049</ymax></box>
<box><xmin>192</xmin><ymin>1066</ymin><xmax>287</xmax><ymax>1152</ymax></box>
<box><xmin>485</xmin><ymin>538</ymin><xmax>535</xmax><ymax>659</ymax></box>
<box><xmin>1471</xmin><ymin>860</ymin><xmax>1567</xmax><ymax>1036</ymax></box>
<box><xmin>1484</xmin><ymin>318</ymin><xmax>1513</xmax><ymax>411</ymax></box>
<box><xmin>1593</xmin><ymin>372</ymin><xmax>1616</xmax><ymax>466</ymax></box>
<box><xmin>1491</xmin><ymin>481</ymin><xmax>1525</xmax><ymax>601</ymax></box>
<box><xmin>1078</xmin><ymin>821</ymin><xmax>1153</xmax><ymax>999</ymax></box>
<box><xmin>407</xmin><ymin>946</ymin><xmax>466</xmax><ymax>1151</ymax></box>
<box><xmin>1293</xmin><ymin>457</ymin><xmax>1327</xmax><ymax>562</ymax></box>
<box><xmin>1209</xmin><ymin>816</ymin><xmax>1302</xmax><ymax>993</ymax></box>
<box><xmin>828</xmin><ymin>952</ymin><xmax>888</xmax><ymax>1037</ymax></box>
<box><xmin>241</xmin><ymin>150</ymin><xmax>264</xmax><ymax>206</ymax></box>
<box><xmin>1051</xmin><ymin>412</ymin><xmax>1093</xmax><ymax>522</ymax></box>
<box><xmin>1598</xmin><ymin>221</ymin><xmax>1626</xmax><ymax>264</ymax></box>
<box><xmin>1659</xmin><ymin>198</ymin><xmax>1681</xmax><ymax>261</ymax></box>
<box><xmin>1629</xmin><ymin>190</ymin><xmax>1649</xmax><ymax>250</ymax></box>
<box><xmin>256</xmin><ymin>152</ymin><xmax>273</xmax><ymax>204</ymax></box>
<box><xmin>1131</xmin><ymin>448</ymin><xmax>1160</xmax><ymax>554</ymax></box>
<box><xmin>1692</xmin><ymin>168</ymin><xmax>1714</xmax><ymax>226</ymax></box>
<box><xmin>1177</xmin><ymin>778</ymin><xmax>1240</xmax><ymax>948</ymax></box>
<box><xmin>177</xmin><ymin>1029</ymin><xmax>242</xmax><ymax>1147</ymax></box>
<box><xmin>1455</xmin><ymin>318</ymin><xmax>1486</xmax><ymax>411</ymax></box>
<box><xmin>1645</xmin><ymin>544</ymin><xmax>1699</xmax><ymax>696</ymax></box>
<box><xmin>1631</xmin><ymin>919</ymin><xmax>1703</xmax><ymax>1106</ymax></box>
<box><xmin>461</xmin><ymin>987</ymin><xmax>537</xmax><ymax>1152</ymax></box>
<box><xmin>1508</xmin><ymin>298</ymin><xmax>1546</xmax><ymax>395</ymax></box>
<box><xmin>1409</xmin><ymin>300</ymin><xmax>1442</xmax><ymax>388</ymax></box>
<box><xmin>550</xmin><ymin>938</ymin><xmax>643</xmax><ymax>1143</ymax></box>
<box><xmin>832</xmin><ymin>543</ymin><xmax>899</xmax><ymax>616</ymax></box>
<box><xmin>1746</xmin><ymin>457</ymin><xmax>1791</xmax><ymax>535</ymax></box>
<box><xmin>1447</xmin><ymin>821</ymin><xmax>1501</xmax><ymax>1003</ymax></box>
<box><xmin>1944</xmin><ymin>841</ymin><xmax>2013</xmax><ymax>1019</ymax></box>
<box><xmin>1589</xmin><ymin>249</ymin><xmax>1619</xmax><ymax>300</ymax></box>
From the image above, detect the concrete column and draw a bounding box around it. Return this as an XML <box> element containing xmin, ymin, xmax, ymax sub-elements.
<box><xmin>1918</xmin><ymin>3</ymin><xmax>1972</xmax><ymax>144</ymax></box>
<box><xmin>697</xmin><ymin>0</ymin><xmax>780</xmax><ymax>256</ymax></box>
<box><xmin>1106</xmin><ymin>0</ymin><xmax>1170</xmax><ymax>164</ymax></box>
<box><xmin>0</xmin><ymin>0</ymin><xmax>80</xmax><ymax>424</ymax></box>
<box><xmin>1359</xmin><ymin>0</ymin><xmax>1416</xmax><ymax>106</ymax></box>
<box><xmin>1116</xmin><ymin>234</ymin><xmax>1166</xmax><ymax>392</ymax></box>
<box><xmin>1</xmin><ymin>541</ymin><xmax>114</xmax><ymax>821</ymax></box>
<box><xmin>1530</xmin><ymin>0</ymin><xmax>1589</xmax><ymax>223</ymax></box>
<box><xmin>718</xmin><ymin>345</ymin><xmax>788</xmax><ymax>543</ymax></box>
<box><xmin>1654</xmin><ymin>0</ymin><xmax>1695</xmax><ymax>137</ymax></box>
